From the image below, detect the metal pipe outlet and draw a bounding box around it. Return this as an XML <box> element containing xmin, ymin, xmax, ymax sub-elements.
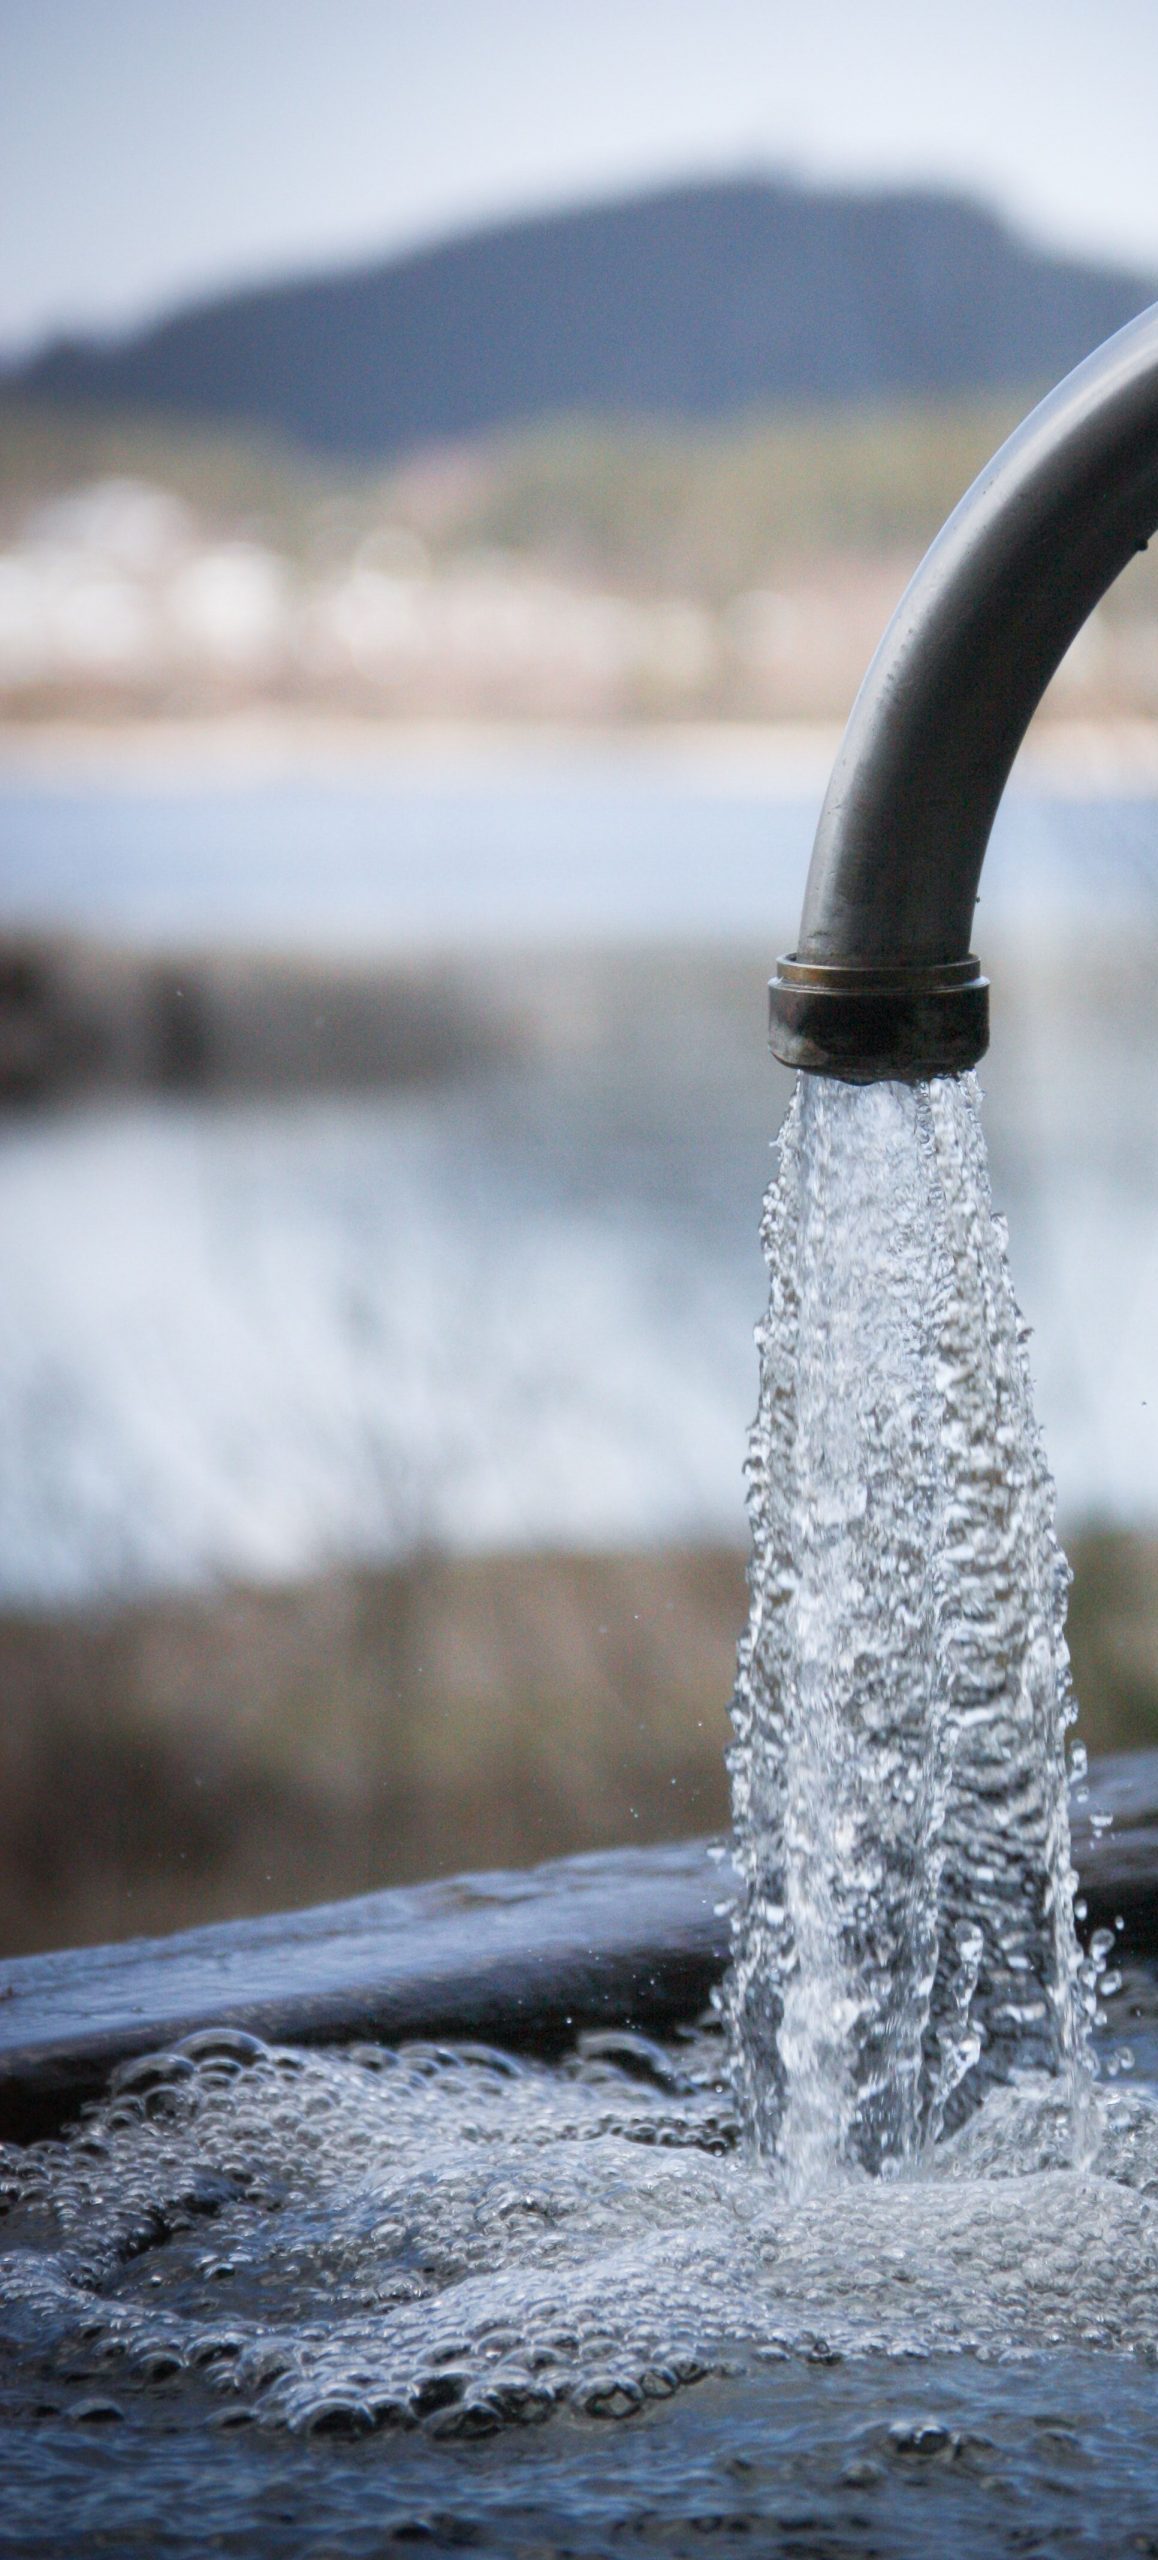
<box><xmin>768</xmin><ymin>302</ymin><xmax>1158</xmax><ymax>1081</ymax></box>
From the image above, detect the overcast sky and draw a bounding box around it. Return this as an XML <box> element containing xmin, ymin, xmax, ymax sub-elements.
<box><xmin>3</xmin><ymin>0</ymin><xmax>1158</xmax><ymax>358</ymax></box>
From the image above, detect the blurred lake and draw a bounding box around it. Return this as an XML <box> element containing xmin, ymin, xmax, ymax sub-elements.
<box><xmin>6</xmin><ymin>739</ymin><xmax>1158</xmax><ymax>950</ymax></box>
<box><xmin>2</xmin><ymin>742</ymin><xmax>1158</xmax><ymax>1606</ymax></box>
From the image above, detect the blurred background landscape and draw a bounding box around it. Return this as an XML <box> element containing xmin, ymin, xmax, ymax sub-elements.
<box><xmin>4</xmin><ymin>0</ymin><xmax>1158</xmax><ymax>1955</ymax></box>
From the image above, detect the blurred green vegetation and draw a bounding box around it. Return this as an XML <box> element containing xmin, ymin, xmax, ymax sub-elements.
<box><xmin>0</xmin><ymin>398</ymin><xmax>339</xmax><ymax>552</ymax></box>
<box><xmin>7</xmin><ymin>391</ymin><xmax>1157</xmax><ymax>618</ymax></box>
<box><xmin>0</xmin><ymin>393</ymin><xmax>1019</xmax><ymax>572</ymax></box>
<box><xmin>433</xmin><ymin>406</ymin><xmax>1029</xmax><ymax>597</ymax></box>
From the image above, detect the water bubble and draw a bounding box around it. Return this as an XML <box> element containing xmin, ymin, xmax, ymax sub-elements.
<box><xmin>888</xmin><ymin>2417</ymin><xmax>951</xmax><ymax>2455</ymax></box>
<box><xmin>174</xmin><ymin>2029</ymin><xmax>269</xmax><ymax>2067</ymax></box>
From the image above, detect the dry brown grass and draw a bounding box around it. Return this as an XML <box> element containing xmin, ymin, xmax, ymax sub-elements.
<box><xmin>0</xmin><ymin>1548</ymin><xmax>742</xmax><ymax>1957</ymax></box>
<box><xmin>2</xmin><ymin>1530</ymin><xmax>1155</xmax><ymax>1961</ymax></box>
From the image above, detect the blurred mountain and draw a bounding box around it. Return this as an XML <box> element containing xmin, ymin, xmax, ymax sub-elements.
<box><xmin>10</xmin><ymin>178</ymin><xmax>1155</xmax><ymax>462</ymax></box>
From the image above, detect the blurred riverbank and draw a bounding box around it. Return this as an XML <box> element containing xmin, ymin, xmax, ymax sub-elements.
<box><xmin>5</xmin><ymin>400</ymin><xmax>1158</xmax><ymax>725</ymax></box>
<box><xmin>7</xmin><ymin>712</ymin><xmax>1158</xmax><ymax>791</ymax></box>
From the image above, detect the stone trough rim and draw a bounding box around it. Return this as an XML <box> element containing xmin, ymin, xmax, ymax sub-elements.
<box><xmin>2</xmin><ymin>1746</ymin><xmax>1156</xmax><ymax>2146</ymax></box>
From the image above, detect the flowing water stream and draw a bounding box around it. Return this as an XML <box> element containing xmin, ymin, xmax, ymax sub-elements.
<box><xmin>3</xmin><ymin>1071</ymin><xmax>1158</xmax><ymax>2550</ymax></box>
<box><xmin>728</xmin><ymin>1073</ymin><xmax>1086</xmax><ymax>2177</ymax></box>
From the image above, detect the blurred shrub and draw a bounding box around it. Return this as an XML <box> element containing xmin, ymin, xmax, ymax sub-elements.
<box><xmin>0</xmin><ymin>1531</ymin><xmax>1152</xmax><ymax>1960</ymax></box>
<box><xmin>0</xmin><ymin>1547</ymin><xmax>740</xmax><ymax>1957</ymax></box>
<box><xmin>1066</xmin><ymin>1530</ymin><xmax>1158</xmax><ymax>1756</ymax></box>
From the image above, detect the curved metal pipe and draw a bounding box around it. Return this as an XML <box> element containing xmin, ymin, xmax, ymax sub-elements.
<box><xmin>769</xmin><ymin>302</ymin><xmax>1158</xmax><ymax>1080</ymax></box>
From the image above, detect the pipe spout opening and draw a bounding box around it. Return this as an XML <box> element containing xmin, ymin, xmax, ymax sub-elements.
<box><xmin>768</xmin><ymin>955</ymin><xmax>989</xmax><ymax>1082</ymax></box>
<box><xmin>772</xmin><ymin>301</ymin><xmax>1158</xmax><ymax>1081</ymax></box>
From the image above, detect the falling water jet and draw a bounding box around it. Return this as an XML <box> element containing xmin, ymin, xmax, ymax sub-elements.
<box><xmin>726</xmin><ymin>1072</ymin><xmax>1081</xmax><ymax>2177</ymax></box>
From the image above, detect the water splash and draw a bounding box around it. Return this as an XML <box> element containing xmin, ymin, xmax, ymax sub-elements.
<box><xmin>4</xmin><ymin>2018</ymin><xmax>1158</xmax><ymax>2442</ymax></box>
<box><xmin>727</xmin><ymin>1073</ymin><xmax>1083</xmax><ymax>2178</ymax></box>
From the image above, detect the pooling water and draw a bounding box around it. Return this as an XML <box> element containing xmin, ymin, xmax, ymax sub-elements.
<box><xmin>2</xmin><ymin>1070</ymin><xmax>1157</xmax><ymax>2482</ymax></box>
<box><xmin>728</xmin><ymin>1074</ymin><xmax>1085</xmax><ymax>2177</ymax></box>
